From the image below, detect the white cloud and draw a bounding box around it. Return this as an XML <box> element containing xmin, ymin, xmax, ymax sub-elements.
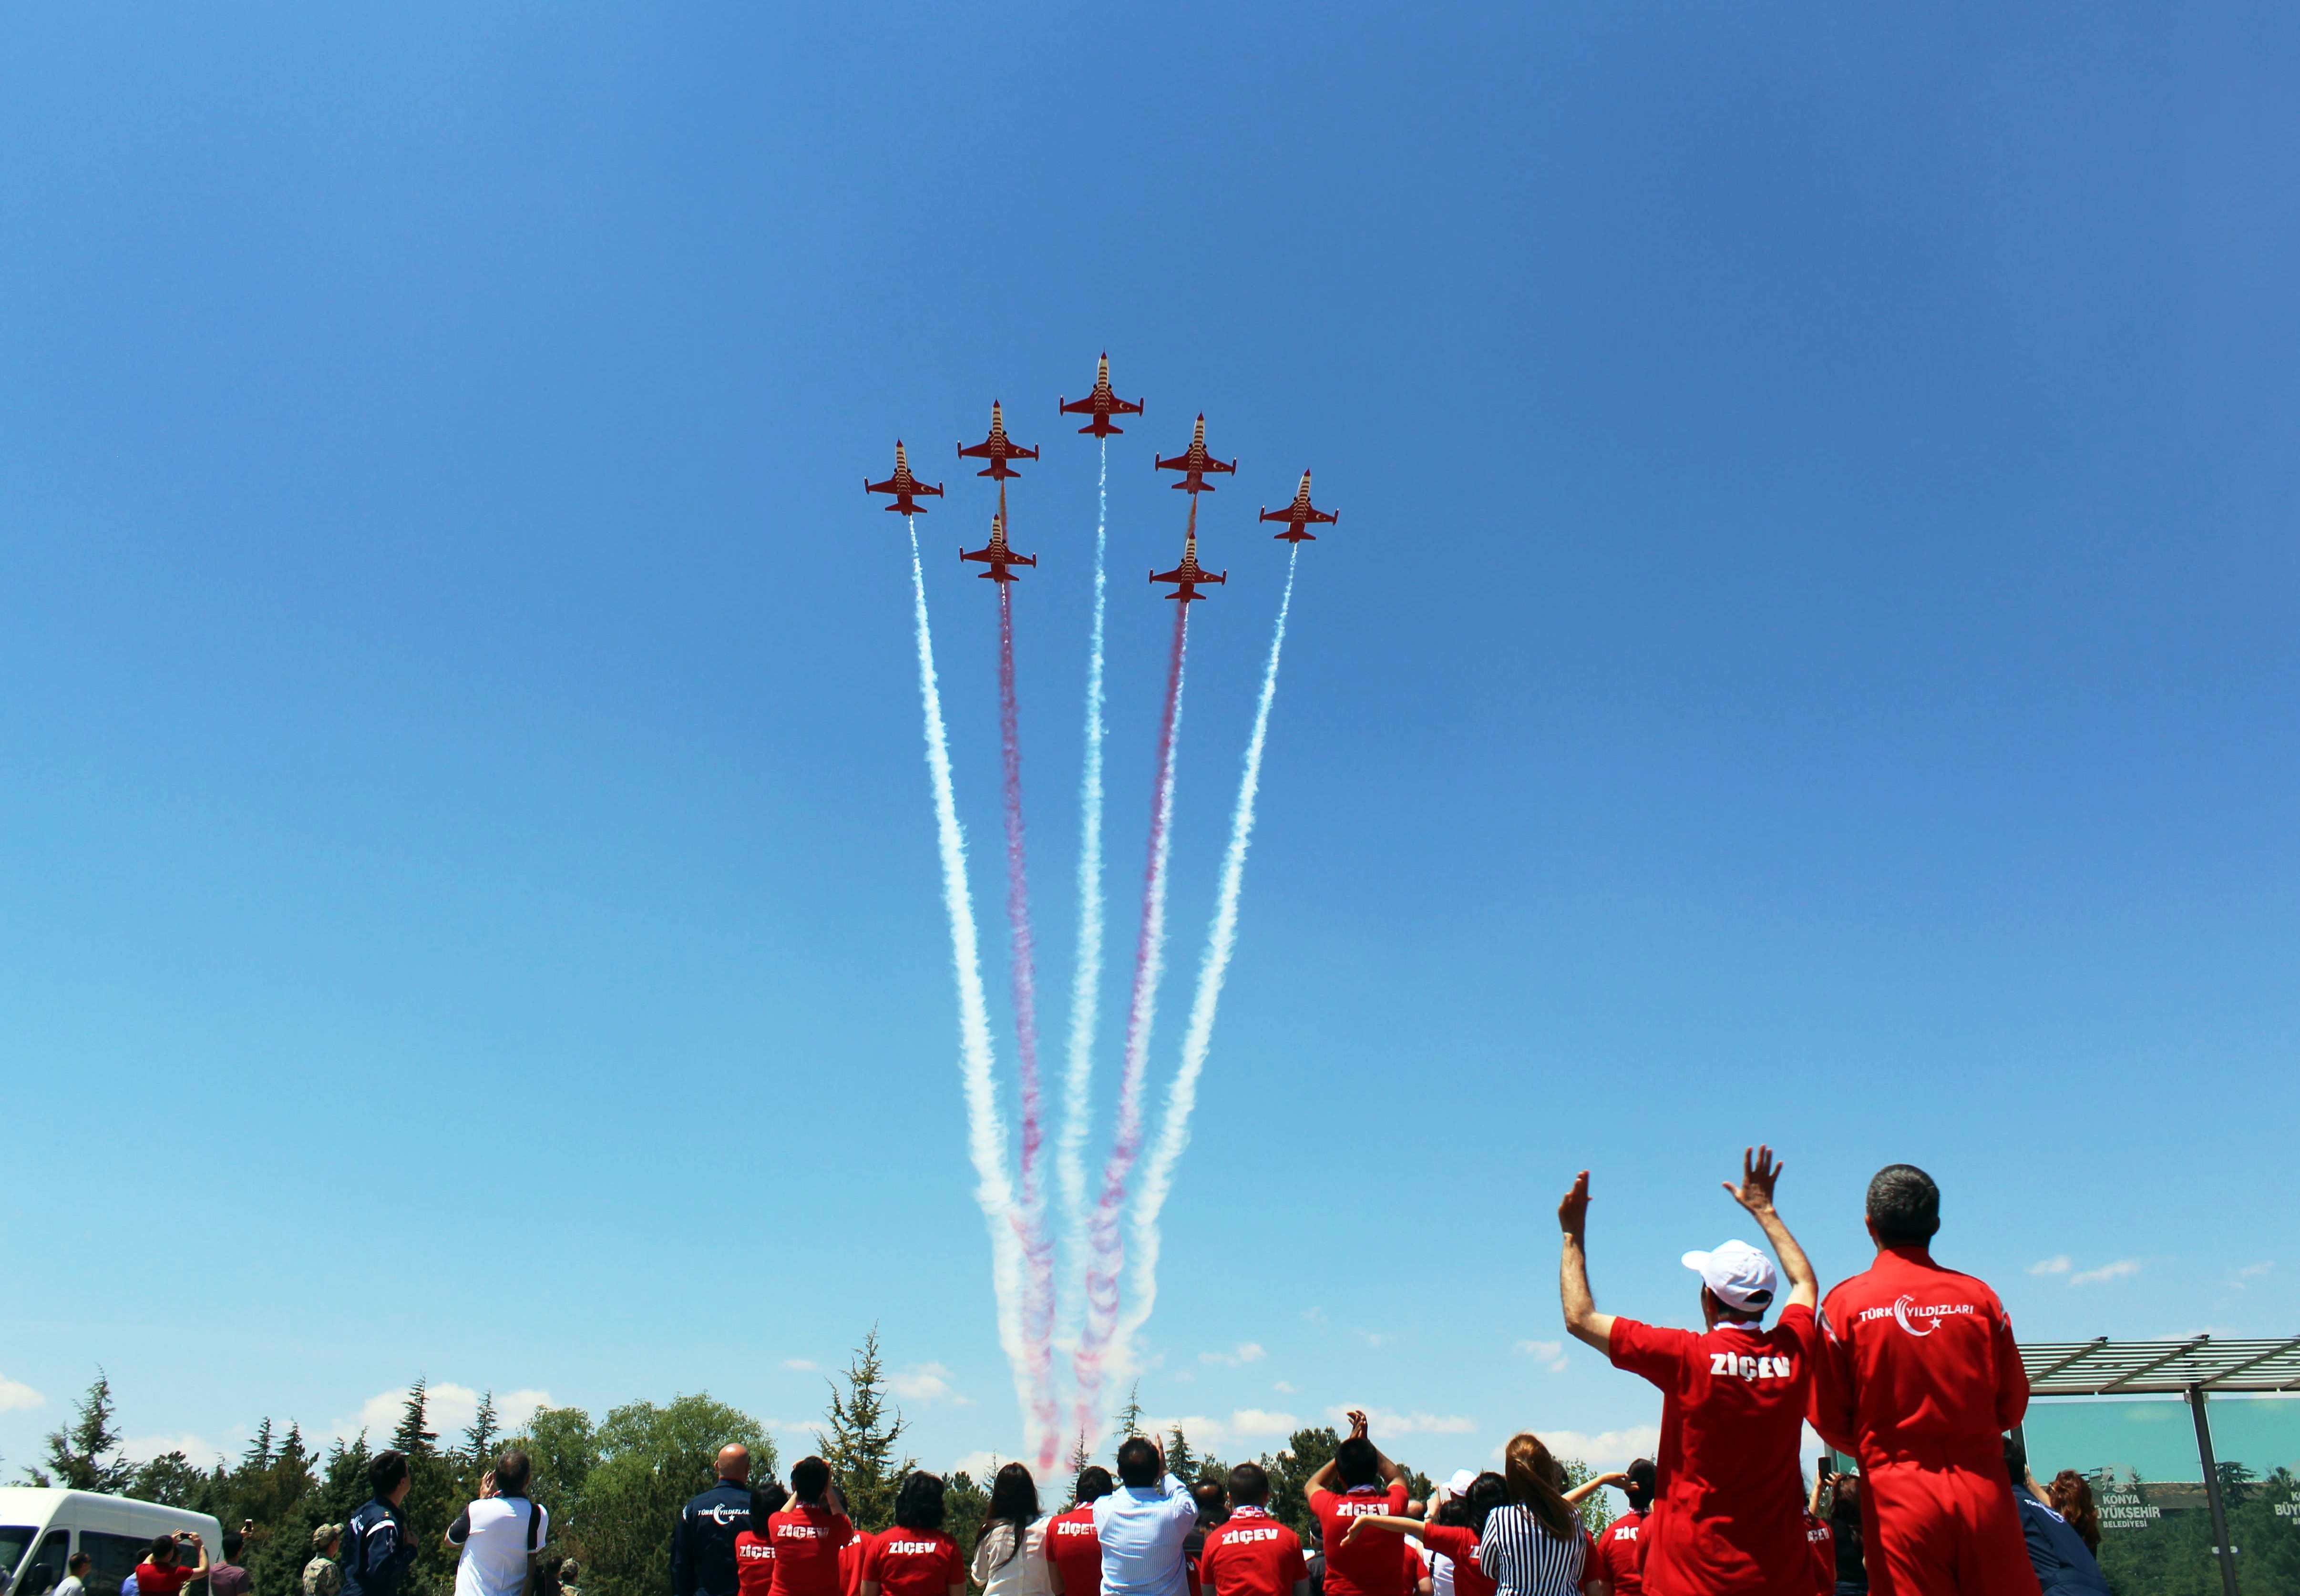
<box><xmin>338</xmin><ymin>1384</ymin><xmax>552</xmax><ymax>1444</ymax></box>
<box><xmin>0</xmin><ymin>1374</ymin><xmax>45</xmax><ymax>1413</ymax></box>
<box><xmin>1200</xmin><ymin>1343</ymin><xmax>1266</xmax><ymax>1368</ymax></box>
<box><xmin>1513</xmin><ymin>1426</ymin><xmax>1661</xmax><ymax>1474</ymax></box>
<box><xmin>950</xmin><ymin>1450</ymin><xmax>1013</xmax><ymax>1481</ymax></box>
<box><xmin>2028</xmin><ymin>1256</ymin><xmax>2074</xmax><ymax>1277</ymax></box>
<box><xmin>889</xmin><ymin>1364</ymin><xmax>972</xmax><ymax>1405</ymax></box>
<box><xmin>1337</xmin><ymin>1408</ymin><xmax>1476</xmax><ymax>1436</ymax></box>
<box><xmin>1273</xmin><ymin>1381</ymin><xmax>1297</xmax><ymax>1395</ymax></box>
<box><xmin>1356</xmin><ymin>1331</ymin><xmax>1393</xmax><ymax>1350</ymax></box>
<box><xmin>1228</xmin><ymin>1409</ymin><xmax>1299</xmax><ymax>1439</ymax></box>
<box><xmin>783</xmin><ymin>1359</ymin><xmax>821</xmax><ymax>1373</ymax></box>
<box><xmin>2071</xmin><ymin>1259</ymin><xmax>2142</xmax><ymax>1287</ymax></box>
<box><xmin>121</xmin><ymin>1432</ymin><xmax>231</xmax><ymax>1467</ymax></box>
<box><xmin>1514</xmin><ymin>1340</ymin><xmax>1571</xmax><ymax>1373</ymax></box>
<box><xmin>2233</xmin><ymin>1262</ymin><xmax>2274</xmax><ymax>1288</ymax></box>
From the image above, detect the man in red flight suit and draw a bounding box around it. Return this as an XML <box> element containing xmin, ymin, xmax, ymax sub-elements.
<box><xmin>1809</xmin><ymin>1165</ymin><xmax>2039</xmax><ymax>1596</ymax></box>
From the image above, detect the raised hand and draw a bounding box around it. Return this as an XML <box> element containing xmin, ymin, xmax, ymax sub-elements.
<box><xmin>1723</xmin><ymin>1146</ymin><xmax>1785</xmax><ymax>1215</ymax></box>
<box><xmin>1559</xmin><ymin>1171</ymin><xmax>1592</xmax><ymax>1239</ymax></box>
<box><xmin>1346</xmin><ymin>1409</ymin><xmax>1370</xmax><ymax>1442</ymax></box>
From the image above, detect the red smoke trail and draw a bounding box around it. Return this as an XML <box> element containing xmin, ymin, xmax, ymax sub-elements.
<box><xmin>996</xmin><ymin>571</ymin><xmax>1059</xmax><ymax>1470</ymax></box>
<box><xmin>1072</xmin><ymin>593</ymin><xmax>1190</xmax><ymax>1441</ymax></box>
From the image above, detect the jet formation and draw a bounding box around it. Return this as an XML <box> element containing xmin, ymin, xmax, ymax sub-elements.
<box><xmin>868</xmin><ymin>351</ymin><xmax>1335</xmax><ymax>603</ymax></box>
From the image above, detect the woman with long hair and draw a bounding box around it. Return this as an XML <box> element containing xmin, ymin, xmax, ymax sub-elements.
<box><xmin>972</xmin><ymin>1463</ymin><xmax>1053</xmax><ymax>1596</ymax></box>
<box><xmin>1337</xmin><ymin>1471</ymin><xmax>1528</xmax><ymax>1596</ymax></box>
<box><xmin>2044</xmin><ymin>1473</ymin><xmax>2100</xmax><ymax>1555</ymax></box>
<box><xmin>1476</xmin><ymin>1435</ymin><xmax>1612</xmax><ymax>1596</ymax></box>
<box><xmin>862</xmin><ymin>1473</ymin><xmax>966</xmax><ymax>1596</ymax></box>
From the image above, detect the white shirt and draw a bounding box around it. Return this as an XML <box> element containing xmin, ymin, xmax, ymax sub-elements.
<box><xmin>1091</xmin><ymin>1476</ymin><xmax>1198</xmax><ymax>1596</ymax></box>
<box><xmin>1430</xmin><ymin>1552</ymin><xmax>1454</xmax><ymax>1596</ymax></box>
<box><xmin>58</xmin><ymin>1577</ymin><xmax>87</xmax><ymax>1596</ymax></box>
<box><xmin>971</xmin><ymin>1519</ymin><xmax>1054</xmax><ymax>1596</ymax></box>
<box><xmin>449</xmin><ymin>1497</ymin><xmax>549</xmax><ymax>1596</ymax></box>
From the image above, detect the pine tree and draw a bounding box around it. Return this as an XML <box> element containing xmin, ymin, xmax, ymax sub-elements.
<box><xmin>1068</xmin><ymin>1433</ymin><xmax>1090</xmax><ymax>1483</ymax></box>
<box><xmin>38</xmin><ymin>1371</ymin><xmax>133</xmax><ymax>1493</ymax></box>
<box><xmin>246</xmin><ymin>1418</ymin><xmax>277</xmax><ymax>1470</ymax></box>
<box><xmin>1113</xmin><ymin>1386</ymin><xmax>1145</xmax><ymax>1445</ymax></box>
<box><xmin>393</xmin><ymin>1380</ymin><xmax>439</xmax><ymax>1455</ymax></box>
<box><xmin>1164</xmin><ymin>1427</ymin><xmax>1195</xmax><ymax>1486</ymax></box>
<box><xmin>465</xmin><ymin>1391</ymin><xmax>500</xmax><ymax>1470</ymax></box>
<box><xmin>817</xmin><ymin>1329</ymin><xmax>913</xmax><ymax>1532</ymax></box>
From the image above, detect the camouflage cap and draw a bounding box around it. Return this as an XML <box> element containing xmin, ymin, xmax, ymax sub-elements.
<box><xmin>313</xmin><ymin>1525</ymin><xmax>344</xmax><ymax>1551</ymax></box>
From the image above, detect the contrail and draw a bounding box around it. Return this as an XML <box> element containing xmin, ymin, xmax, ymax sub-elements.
<box><xmin>1117</xmin><ymin>546</ymin><xmax>1300</xmax><ymax>1366</ymax></box>
<box><xmin>1058</xmin><ymin>442</ymin><xmax>1109</xmax><ymax>1299</ymax></box>
<box><xmin>995</xmin><ymin>569</ymin><xmax>1058</xmax><ymax>1471</ymax></box>
<box><xmin>904</xmin><ymin>516</ymin><xmax>1031</xmax><ymax>1426</ymax></box>
<box><xmin>1072</xmin><ymin>594</ymin><xmax>1189</xmax><ymax>1442</ymax></box>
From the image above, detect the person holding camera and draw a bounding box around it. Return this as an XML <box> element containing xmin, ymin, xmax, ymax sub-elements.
<box><xmin>446</xmin><ymin>1450</ymin><xmax>550</xmax><ymax>1596</ymax></box>
<box><xmin>133</xmin><ymin>1534</ymin><xmax>211</xmax><ymax>1596</ymax></box>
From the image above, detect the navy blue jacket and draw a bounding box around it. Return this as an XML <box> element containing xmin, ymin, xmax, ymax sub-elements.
<box><xmin>672</xmin><ymin>1481</ymin><xmax>754</xmax><ymax>1596</ymax></box>
<box><xmin>2013</xmin><ymin>1486</ymin><xmax>2110</xmax><ymax>1596</ymax></box>
<box><xmin>342</xmin><ymin>1498</ymin><xmax>415</xmax><ymax>1596</ymax></box>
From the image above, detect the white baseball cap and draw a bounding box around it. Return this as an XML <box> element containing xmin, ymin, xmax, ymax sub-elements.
<box><xmin>1681</xmin><ymin>1239</ymin><xmax>1779</xmax><ymax>1312</ymax></box>
<box><xmin>1442</xmin><ymin>1469</ymin><xmax>1477</xmax><ymax>1501</ymax></box>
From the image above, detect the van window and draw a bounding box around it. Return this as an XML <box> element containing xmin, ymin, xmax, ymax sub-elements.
<box><xmin>29</xmin><ymin>1532</ymin><xmax>73</xmax><ymax>1588</ymax></box>
<box><xmin>80</xmin><ymin>1535</ymin><xmax>150</xmax><ymax>1596</ymax></box>
<box><xmin>0</xmin><ymin>1531</ymin><xmax>39</xmax><ymax>1586</ymax></box>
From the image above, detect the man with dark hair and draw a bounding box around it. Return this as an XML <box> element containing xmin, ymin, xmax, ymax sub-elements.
<box><xmin>1094</xmin><ymin>1436</ymin><xmax>1198</xmax><ymax>1596</ymax></box>
<box><xmin>57</xmin><ymin>1550</ymin><xmax>92</xmax><ymax>1596</ymax></box>
<box><xmin>1561</xmin><ymin>1148</ymin><xmax>1820</xmax><ymax>1596</ymax></box>
<box><xmin>133</xmin><ymin>1535</ymin><xmax>210</xmax><ymax>1596</ymax></box>
<box><xmin>210</xmin><ymin>1534</ymin><xmax>252</xmax><ymax>1596</ymax></box>
<box><xmin>1587</xmin><ymin>1460</ymin><xmax>1654</xmax><ymax>1596</ymax></box>
<box><xmin>1303</xmin><ymin>1412</ymin><xmax>1412</xmax><ymax>1596</ymax></box>
<box><xmin>1048</xmin><ymin>1468</ymin><xmax>1114</xmax><ymax>1596</ymax></box>
<box><xmin>1812</xmin><ymin>1166</ymin><xmax>2038</xmax><ymax>1596</ymax></box>
<box><xmin>346</xmin><ymin>1453</ymin><xmax>417</xmax><ymax>1596</ymax></box>
<box><xmin>766</xmin><ymin>1456</ymin><xmax>853</xmax><ymax>1596</ymax></box>
<box><xmin>447</xmin><ymin>1449</ymin><xmax>550</xmax><ymax>1596</ymax></box>
<box><xmin>675</xmin><ymin>1445</ymin><xmax>757</xmax><ymax>1596</ymax></box>
<box><xmin>1199</xmin><ymin>1466</ymin><xmax>1309</xmax><ymax>1596</ymax></box>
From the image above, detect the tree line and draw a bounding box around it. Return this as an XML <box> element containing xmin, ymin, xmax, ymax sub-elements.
<box><xmin>20</xmin><ymin>1334</ymin><xmax>1606</xmax><ymax>1596</ymax></box>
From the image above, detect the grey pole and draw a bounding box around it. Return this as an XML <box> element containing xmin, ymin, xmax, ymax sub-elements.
<box><xmin>2188</xmin><ymin>1382</ymin><xmax>2241</xmax><ymax>1596</ymax></box>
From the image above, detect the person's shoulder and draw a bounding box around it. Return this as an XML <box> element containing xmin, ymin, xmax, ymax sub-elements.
<box><xmin>1307</xmin><ymin>1487</ymin><xmax>1337</xmax><ymax>1511</ymax></box>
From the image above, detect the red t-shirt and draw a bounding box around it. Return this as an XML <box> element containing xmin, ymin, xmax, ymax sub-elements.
<box><xmin>1610</xmin><ymin>1306</ymin><xmax>1817</xmax><ymax>1596</ymax></box>
<box><xmin>841</xmin><ymin>1534</ymin><xmax>872</xmax><ymax>1596</ymax></box>
<box><xmin>1810</xmin><ymin>1246</ymin><xmax>2027</xmax><ymax>1472</ymax></box>
<box><xmin>136</xmin><ymin>1566</ymin><xmax>198</xmax><ymax>1596</ymax></box>
<box><xmin>1046</xmin><ymin>1505</ymin><xmax>1103</xmax><ymax>1596</ymax></box>
<box><xmin>768</xmin><ymin>1508</ymin><xmax>855</xmax><ymax>1596</ymax></box>
<box><xmin>1802</xmin><ymin>1516</ymin><xmax>1833</xmax><ymax>1596</ymax></box>
<box><xmin>1587</xmin><ymin>1511</ymin><xmax>1645</xmax><ymax>1596</ymax></box>
<box><xmin>736</xmin><ymin>1530</ymin><xmax>778</xmax><ymax>1596</ymax></box>
<box><xmin>1200</xmin><ymin>1507</ymin><xmax>1308</xmax><ymax>1596</ymax></box>
<box><xmin>1419</xmin><ymin>1524</ymin><xmax>1494</xmax><ymax>1596</ymax></box>
<box><xmin>862</xmin><ymin>1529</ymin><xmax>964</xmax><ymax>1596</ymax></box>
<box><xmin>1309</xmin><ymin>1484</ymin><xmax>1411</xmax><ymax>1596</ymax></box>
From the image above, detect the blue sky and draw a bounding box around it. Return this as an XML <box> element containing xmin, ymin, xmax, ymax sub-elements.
<box><xmin>2</xmin><ymin>0</ymin><xmax>2296</xmax><ymax>1486</ymax></box>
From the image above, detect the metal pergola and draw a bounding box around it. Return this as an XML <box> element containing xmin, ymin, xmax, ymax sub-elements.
<box><xmin>2018</xmin><ymin>1336</ymin><xmax>2300</xmax><ymax>1596</ymax></box>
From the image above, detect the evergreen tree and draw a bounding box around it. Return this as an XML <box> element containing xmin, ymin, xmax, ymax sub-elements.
<box><xmin>34</xmin><ymin>1371</ymin><xmax>134</xmax><ymax>1493</ymax></box>
<box><xmin>394</xmin><ymin>1380</ymin><xmax>440</xmax><ymax>1455</ymax></box>
<box><xmin>129</xmin><ymin>1451</ymin><xmax>206</xmax><ymax>1506</ymax></box>
<box><xmin>1164</xmin><ymin>1427</ymin><xmax>1195</xmax><ymax>1486</ymax></box>
<box><xmin>1260</xmin><ymin>1426</ymin><xmax>1340</xmax><ymax>1541</ymax></box>
<box><xmin>943</xmin><ymin>1471</ymin><xmax>991</xmax><ymax>1557</ymax></box>
<box><xmin>1112</xmin><ymin>1386</ymin><xmax>1145</xmax><ymax>1447</ymax></box>
<box><xmin>1068</xmin><ymin>1433</ymin><xmax>1090</xmax><ymax>1481</ymax></box>
<box><xmin>465</xmin><ymin>1392</ymin><xmax>501</xmax><ymax>1473</ymax></box>
<box><xmin>817</xmin><ymin>1330</ymin><xmax>913</xmax><ymax>1532</ymax></box>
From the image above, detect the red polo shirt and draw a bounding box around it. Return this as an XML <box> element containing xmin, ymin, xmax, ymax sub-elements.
<box><xmin>1046</xmin><ymin>1505</ymin><xmax>1103</xmax><ymax>1596</ymax></box>
<box><xmin>1201</xmin><ymin>1507</ymin><xmax>1307</xmax><ymax>1596</ymax></box>
<box><xmin>1309</xmin><ymin>1484</ymin><xmax>1410</xmax><ymax>1596</ymax></box>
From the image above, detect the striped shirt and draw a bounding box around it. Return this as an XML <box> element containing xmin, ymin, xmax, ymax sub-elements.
<box><xmin>1475</xmin><ymin>1508</ymin><xmax>1585</xmax><ymax>1596</ymax></box>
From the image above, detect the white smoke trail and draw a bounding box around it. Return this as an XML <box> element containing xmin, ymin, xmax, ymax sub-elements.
<box><xmin>905</xmin><ymin>517</ymin><xmax>1031</xmax><ymax>1416</ymax></box>
<box><xmin>1058</xmin><ymin>442</ymin><xmax>1108</xmax><ymax>1283</ymax></box>
<box><xmin>1117</xmin><ymin>546</ymin><xmax>1299</xmax><ymax>1358</ymax></box>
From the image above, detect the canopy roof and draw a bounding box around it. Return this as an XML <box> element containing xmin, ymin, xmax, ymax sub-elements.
<box><xmin>2021</xmin><ymin>1335</ymin><xmax>2300</xmax><ymax>1395</ymax></box>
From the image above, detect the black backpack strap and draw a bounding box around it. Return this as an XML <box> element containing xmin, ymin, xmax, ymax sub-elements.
<box><xmin>528</xmin><ymin>1503</ymin><xmax>543</xmax><ymax>1555</ymax></box>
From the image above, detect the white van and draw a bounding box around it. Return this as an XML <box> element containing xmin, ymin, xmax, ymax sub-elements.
<box><xmin>0</xmin><ymin>1490</ymin><xmax>224</xmax><ymax>1596</ymax></box>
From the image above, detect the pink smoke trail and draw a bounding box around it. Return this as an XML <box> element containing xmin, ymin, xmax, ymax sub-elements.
<box><xmin>1117</xmin><ymin>544</ymin><xmax>1300</xmax><ymax>1370</ymax></box>
<box><xmin>1071</xmin><ymin>593</ymin><xmax>1190</xmax><ymax>1443</ymax></box>
<box><xmin>995</xmin><ymin>566</ymin><xmax>1059</xmax><ymax>1472</ymax></box>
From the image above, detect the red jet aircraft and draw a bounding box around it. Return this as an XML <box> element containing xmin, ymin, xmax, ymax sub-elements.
<box><xmin>1060</xmin><ymin>352</ymin><xmax>1146</xmax><ymax>438</ymax></box>
<box><xmin>1155</xmin><ymin>414</ymin><xmax>1238</xmax><ymax>493</ymax></box>
<box><xmin>958</xmin><ymin>401</ymin><xmax>1040</xmax><ymax>480</ymax></box>
<box><xmin>1150</xmin><ymin>522</ymin><xmax>1226</xmax><ymax>604</ymax></box>
<box><xmin>1259</xmin><ymin>470</ymin><xmax>1339</xmax><ymax>542</ymax></box>
<box><xmin>865</xmin><ymin>441</ymin><xmax>945</xmax><ymax>514</ymax></box>
<box><xmin>961</xmin><ymin>512</ymin><xmax>1037</xmax><ymax>583</ymax></box>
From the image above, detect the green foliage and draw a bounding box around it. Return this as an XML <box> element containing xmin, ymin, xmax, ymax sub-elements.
<box><xmin>1164</xmin><ymin>1428</ymin><xmax>1196</xmax><ymax>1487</ymax></box>
<box><xmin>1260</xmin><ymin>1427</ymin><xmax>1340</xmax><ymax>1542</ymax></box>
<box><xmin>464</xmin><ymin>1393</ymin><xmax>501</xmax><ymax>1473</ymax></box>
<box><xmin>1112</xmin><ymin>1387</ymin><xmax>1145</xmax><ymax>1444</ymax></box>
<box><xmin>943</xmin><ymin>1471</ymin><xmax>991</xmax><ymax>1557</ymax></box>
<box><xmin>582</xmin><ymin>1396</ymin><xmax>776</xmax><ymax>1596</ymax></box>
<box><xmin>33</xmin><ymin>1371</ymin><xmax>135</xmax><ymax>1493</ymax></box>
<box><xmin>817</xmin><ymin>1330</ymin><xmax>911</xmax><ymax>1533</ymax></box>
<box><xmin>1558</xmin><ymin>1458</ymin><xmax>1612</xmax><ymax>1534</ymax></box>
<box><xmin>520</xmin><ymin>1406</ymin><xmax>601</xmax><ymax>1538</ymax></box>
<box><xmin>127</xmin><ymin>1452</ymin><xmax>207</xmax><ymax>1507</ymax></box>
